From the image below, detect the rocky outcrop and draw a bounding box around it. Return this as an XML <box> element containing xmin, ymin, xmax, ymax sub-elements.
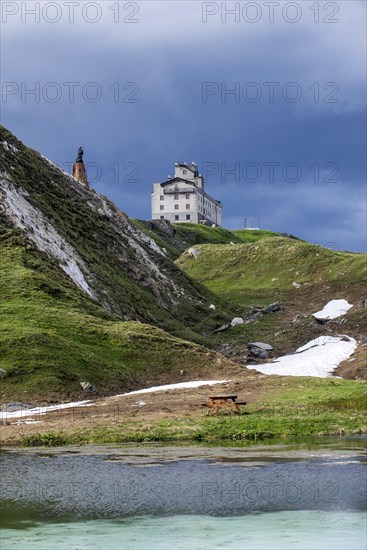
<box><xmin>0</xmin><ymin>126</ymin><xmax>214</xmax><ymax>333</ymax></box>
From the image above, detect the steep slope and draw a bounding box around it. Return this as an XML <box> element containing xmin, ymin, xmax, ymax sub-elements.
<box><xmin>0</xmin><ymin>229</ymin><xmax>238</xmax><ymax>402</ymax></box>
<box><xmin>0</xmin><ymin>126</ymin><xmax>233</xmax><ymax>341</ymax></box>
<box><xmin>0</xmin><ymin>126</ymin><xmax>243</xmax><ymax>402</ymax></box>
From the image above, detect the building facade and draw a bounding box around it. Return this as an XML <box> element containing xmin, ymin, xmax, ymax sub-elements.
<box><xmin>151</xmin><ymin>162</ymin><xmax>222</xmax><ymax>226</ymax></box>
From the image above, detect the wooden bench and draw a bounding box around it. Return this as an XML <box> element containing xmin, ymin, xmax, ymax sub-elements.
<box><xmin>201</xmin><ymin>395</ymin><xmax>247</xmax><ymax>415</ymax></box>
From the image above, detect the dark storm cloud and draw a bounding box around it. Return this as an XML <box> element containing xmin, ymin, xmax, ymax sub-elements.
<box><xmin>1</xmin><ymin>0</ymin><xmax>366</xmax><ymax>251</ymax></box>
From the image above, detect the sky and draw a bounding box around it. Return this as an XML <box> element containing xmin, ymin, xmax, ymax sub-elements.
<box><xmin>1</xmin><ymin>0</ymin><xmax>366</xmax><ymax>251</ymax></box>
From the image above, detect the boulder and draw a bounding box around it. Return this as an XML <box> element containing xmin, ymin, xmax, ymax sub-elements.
<box><xmin>247</xmin><ymin>342</ymin><xmax>273</xmax><ymax>351</ymax></box>
<box><xmin>209</xmin><ymin>304</ymin><xmax>216</xmax><ymax>310</ymax></box>
<box><xmin>151</xmin><ymin>219</ymin><xmax>175</xmax><ymax>236</ymax></box>
<box><xmin>261</xmin><ymin>302</ymin><xmax>285</xmax><ymax>315</ymax></box>
<box><xmin>187</xmin><ymin>247</ymin><xmax>201</xmax><ymax>259</ymax></box>
<box><xmin>0</xmin><ymin>368</ymin><xmax>6</xmax><ymax>377</ymax></box>
<box><xmin>249</xmin><ymin>347</ymin><xmax>268</xmax><ymax>359</ymax></box>
<box><xmin>80</xmin><ymin>382</ymin><xmax>96</xmax><ymax>392</ymax></box>
<box><xmin>231</xmin><ymin>317</ymin><xmax>244</xmax><ymax>327</ymax></box>
<box><xmin>292</xmin><ymin>282</ymin><xmax>301</xmax><ymax>289</ymax></box>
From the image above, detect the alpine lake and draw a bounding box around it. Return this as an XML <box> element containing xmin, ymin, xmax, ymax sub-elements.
<box><xmin>1</xmin><ymin>436</ymin><xmax>366</xmax><ymax>550</ymax></box>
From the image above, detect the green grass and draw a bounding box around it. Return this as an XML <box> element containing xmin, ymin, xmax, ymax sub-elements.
<box><xmin>19</xmin><ymin>378</ymin><xmax>367</xmax><ymax>446</ymax></box>
<box><xmin>0</xmin><ymin>234</ymin><xmax>229</xmax><ymax>402</ymax></box>
<box><xmin>176</xmin><ymin>237</ymin><xmax>366</xmax><ymax>305</ymax></box>
<box><xmin>232</xmin><ymin>229</ymin><xmax>292</xmax><ymax>243</ymax></box>
<box><xmin>0</xmin><ymin>125</ymin><xmax>233</xmax><ymax>342</ymax></box>
<box><xmin>131</xmin><ymin>220</ymin><xmax>287</xmax><ymax>260</ymax></box>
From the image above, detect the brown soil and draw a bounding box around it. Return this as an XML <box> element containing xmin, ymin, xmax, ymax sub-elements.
<box><xmin>0</xmin><ymin>371</ymin><xmax>283</xmax><ymax>445</ymax></box>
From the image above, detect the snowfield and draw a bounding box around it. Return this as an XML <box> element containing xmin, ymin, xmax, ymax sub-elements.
<box><xmin>313</xmin><ymin>299</ymin><xmax>353</xmax><ymax>320</ymax></box>
<box><xmin>246</xmin><ymin>335</ymin><xmax>357</xmax><ymax>377</ymax></box>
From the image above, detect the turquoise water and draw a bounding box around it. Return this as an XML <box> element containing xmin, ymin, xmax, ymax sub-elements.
<box><xmin>1</xmin><ymin>439</ymin><xmax>366</xmax><ymax>549</ymax></box>
<box><xmin>2</xmin><ymin>511</ymin><xmax>366</xmax><ymax>550</ymax></box>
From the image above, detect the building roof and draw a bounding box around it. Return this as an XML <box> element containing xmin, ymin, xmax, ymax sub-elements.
<box><xmin>160</xmin><ymin>177</ymin><xmax>196</xmax><ymax>187</ymax></box>
<box><xmin>175</xmin><ymin>163</ymin><xmax>197</xmax><ymax>174</ymax></box>
<box><xmin>156</xmin><ymin>177</ymin><xmax>222</xmax><ymax>205</ymax></box>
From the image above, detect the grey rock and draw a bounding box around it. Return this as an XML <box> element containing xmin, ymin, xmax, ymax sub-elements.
<box><xmin>151</xmin><ymin>219</ymin><xmax>175</xmax><ymax>236</ymax></box>
<box><xmin>187</xmin><ymin>247</ymin><xmax>201</xmax><ymax>258</ymax></box>
<box><xmin>0</xmin><ymin>368</ymin><xmax>6</xmax><ymax>377</ymax></box>
<box><xmin>249</xmin><ymin>347</ymin><xmax>268</xmax><ymax>359</ymax></box>
<box><xmin>314</xmin><ymin>316</ymin><xmax>329</xmax><ymax>325</ymax></box>
<box><xmin>261</xmin><ymin>302</ymin><xmax>285</xmax><ymax>315</ymax></box>
<box><xmin>80</xmin><ymin>382</ymin><xmax>96</xmax><ymax>392</ymax></box>
<box><xmin>212</xmin><ymin>324</ymin><xmax>230</xmax><ymax>334</ymax></box>
<box><xmin>247</xmin><ymin>342</ymin><xmax>273</xmax><ymax>351</ymax></box>
<box><xmin>231</xmin><ymin>317</ymin><xmax>244</xmax><ymax>327</ymax></box>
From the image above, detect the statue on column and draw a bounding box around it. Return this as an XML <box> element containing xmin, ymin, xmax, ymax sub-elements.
<box><xmin>76</xmin><ymin>146</ymin><xmax>84</xmax><ymax>163</ymax></box>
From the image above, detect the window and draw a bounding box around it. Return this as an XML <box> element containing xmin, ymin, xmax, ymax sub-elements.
<box><xmin>186</xmin><ymin>214</ymin><xmax>190</xmax><ymax>220</ymax></box>
<box><xmin>186</xmin><ymin>204</ymin><xmax>190</xmax><ymax>209</ymax></box>
<box><xmin>160</xmin><ymin>205</ymin><xmax>164</xmax><ymax>211</ymax></box>
<box><xmin>160</xmin><ymin>216</ymin><xmax>164</xmax><ymax>220</ymax></box>
<box><xmin>183</xmin><ymin>169</ymin><xmax>187</xmax><ymax>174</ymax></box>
<box><xmin>175</xmin><ymin>204</ymin><xmax>179</xmax><ymax>210</ymax></box>
<box><xmin>160</xmin><ymin>195</ymin><xmax>164</xmax><ymax>200</ymax></box>
<box><xmin>174</xmin><ymin>194</ymin><xmax>179</xmax><ymax>200</ymax></box>
<box><xmin>185</xmin><ymin>193</ymin><xmax>190</xmax><ymax>199</ymax></box>
<box><xmin>175</xmin><ymin>215</ymin><xmax>179</xmax><ymax>220</ymax></box>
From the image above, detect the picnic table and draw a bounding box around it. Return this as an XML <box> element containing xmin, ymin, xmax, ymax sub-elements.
<box><xmin>201</xmin><ymin>395</ymin><xmax>247</xmax><ymax>415</ymax></box>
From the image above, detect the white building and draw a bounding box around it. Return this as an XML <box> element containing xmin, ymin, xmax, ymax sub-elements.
<box><xmin>151</xmin><ymin>162</ymin><xmax>222</xmax><ymax>226</ymax></box>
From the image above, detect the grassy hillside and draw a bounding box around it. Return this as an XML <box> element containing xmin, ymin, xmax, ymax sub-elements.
<box><xmin>0</xmin><ymin>126</ymin><xmax>236</xmax><ymax>342</ymax></box>
<box><xmin>232</xmin><ymin>229</ymin><xmax>298</xmax><ymax>243</ymax></box>
<box><xmin>176</xmin><ymin>237</ymin><xmax>366</xmax><ymax>305</ymax></box>
<box><xmin>176</xmin><ymin>237</ymin><xmax>367</xmax><ymax>365</ymax></box>
<box><xmin>132</xmin><ymin>220</ymin><xmax>287</xmax><ymax>260</ymax></box>
<box><xmin>0</xmin><ymin>226</ymin><xmax>238</xmax><ymax>403</ymax></box>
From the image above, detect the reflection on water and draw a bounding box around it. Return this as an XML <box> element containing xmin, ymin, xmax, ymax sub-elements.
<box><xmin>1</xmin><ymin>511</ymin><xmax>367</xmax><ymax>550</ymax></box>
<box><xmin>1</xmin><ymin>437</ymin><xmax>366</xmax><ymax>549</ymax></box>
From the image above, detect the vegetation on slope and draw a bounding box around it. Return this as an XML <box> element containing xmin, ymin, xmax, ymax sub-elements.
<box><xmin>0</xmin><ymin>225</ymin><xmax>238</xmax><ymax>403</ymax></box>
<box><xmin>176</xmin><ymin>237</ymin><xmax>366</xmax><ymax>305</ymax></box>
<box><xmin>176</xmin><ymin>237</ymin><xmax>367</xmax><ymax>365</ymax></box>
<box><xmin>0</xmin><ymin>126</ymin><xmax>237</xmax><ymax>342</ymax></box>
<box><xmin>132</xmin><ymin>220</ymin><xmax>287</xmax><ymax>260</ymax></box>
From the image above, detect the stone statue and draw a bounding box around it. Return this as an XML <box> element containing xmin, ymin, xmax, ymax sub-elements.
<box><xmin>76</xmin><ymin>146</ymin><xmax>84</xmax><ymax>163</ymax></box>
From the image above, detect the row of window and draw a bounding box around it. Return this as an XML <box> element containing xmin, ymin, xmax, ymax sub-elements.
<box><xmin>160</xmin><ymin>215</ymin><xmax>191</xmax><ymax>221</ymax></box>
<box><xmin>160</xmin><ymin>194</ymin><xmax>191</xmax><ymax>200</ymax></box>
<box><xmin>160</xmin><ymin>204</ymin><xmax>191</xmax><ymax>211</ymax></box>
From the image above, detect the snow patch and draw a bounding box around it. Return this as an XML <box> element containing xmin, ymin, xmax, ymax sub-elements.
<box><xmin>313</xmin><ymin>299</ymin><xmax>353</xmax><ymax>320</ymax></box>
<box><xmin>1</xmin><ymin>400</ymin><xmax>92</xmax><ymax>420</ymax></box>
<box><xmin>246</xmin><ymin>335</ymin><xmax>357</xmax><ymax>377</ymax></box>
<box><xmin>116</xmin><ymin>379</ymin><xmax>231</xmax><ymax>397</ymax></box>
<box><xmin>1</xmin><ymin>381</ymin><xmax>230</xmax><ymax>420</ymax></box>
<box><xmin>1</xmin><ymin>179</ymin><xmax>95</xmax><ymax>297</ymax></box>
